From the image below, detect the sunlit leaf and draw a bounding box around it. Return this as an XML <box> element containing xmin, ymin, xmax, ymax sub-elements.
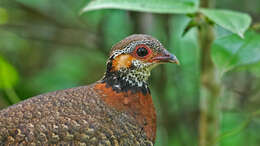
<box><xmin>212</xmin><ymin>31</ymin><xmax>260</xmax><ymax>75</ymax></box>
<box><xmin>0</xmin><ymin>57</ymin><xmax>19</xmax><ymax>89</ymax></box>
<box><xmin>200</xmin><ymin>9</ymin><xmax>251</xmax><ymax>37</ymax></box>
<box><xmin>82</xmin><ymin>0</ymin><xmax>199</xmax><ymax>14</ymax></box>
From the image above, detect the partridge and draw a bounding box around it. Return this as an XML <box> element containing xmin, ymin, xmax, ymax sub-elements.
<box><xmin>0</xmin><ymin>34</ymin><xmax>178</xmax><ymax>145</ymax></box>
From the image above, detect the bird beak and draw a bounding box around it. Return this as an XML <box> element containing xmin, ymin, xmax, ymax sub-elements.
<box><xmin>152</xmin><ymin>49</ymin><xmax>179</xmax><ymax>65</ymax></box>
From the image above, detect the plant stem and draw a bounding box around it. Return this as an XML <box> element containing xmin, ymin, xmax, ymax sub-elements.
<box><xmin>198</xmin><ymin>0</ymin><xmax>221</xmax><ymax>146</ymax></box>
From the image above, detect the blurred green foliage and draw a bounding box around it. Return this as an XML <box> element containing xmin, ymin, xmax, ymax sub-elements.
<box><xmin>82</xmin><ymin>0</ymin><xmax>199</xmax><ymax>14</ymax></box>
<box><xmin>212</xmin><ymin>31</ymin><xmax>260</xmax><ymax>75</ymax></box>
<box><xmin>0</xmin><ymin>0</ymin><xmax>260</xmax><ymax>146</ymax></box>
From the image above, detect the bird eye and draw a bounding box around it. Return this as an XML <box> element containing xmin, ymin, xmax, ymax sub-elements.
<box><xmin>136</xmin><ymin>46</ymin><xmax>149</xmax><ymax>57</ymax></box>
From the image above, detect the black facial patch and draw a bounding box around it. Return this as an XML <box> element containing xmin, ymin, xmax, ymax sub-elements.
<box><xmin>102</xmin><ymin>69</ymin><xmax>150</xmax><ymax>95</ymax></box>
<box><xmin>106</xmin><ymin>61</ymin><xmax>113</xmax><ymax>73</ymax></box>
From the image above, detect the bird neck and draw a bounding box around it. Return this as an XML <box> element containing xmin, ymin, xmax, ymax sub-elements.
<box><xmin>102</xmin><ymin>60</ymin><xmax>151</xmax><ymax>95</ymax></box>
<box><xmin>94</xmin><ymin>83</ymin><xmax>157</xmax><ymax>143</ymax></box>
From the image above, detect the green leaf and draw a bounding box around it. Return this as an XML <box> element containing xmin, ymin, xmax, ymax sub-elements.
<box><xmin>82</xmin><ymin>0</ymin><xmax>199</xmax><ymax>14</ymax></box>
<box><xmin>211</xmin><ymin>31</ymin><xmax>260</xmax><ymax>75</ymax></box>
<box><xmin>0</xmin><ymin>57</ymin><xmax>20</xmax><ymax>104</ymax></box>
<box><xmin>200</xmin><ymin>9</ymin><xmax>251</xmax><ymax>37</ymax></box>
<box><xmin>0</xmin><ymin>57</ymin><xmax>19</xmax><ymax>89</ymax></box>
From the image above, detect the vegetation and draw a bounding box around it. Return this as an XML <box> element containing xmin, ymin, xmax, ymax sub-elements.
<box><xmin>0</xmin><ymin>0</ymin><xmax>260</xmax><ymax>145</ymax></box>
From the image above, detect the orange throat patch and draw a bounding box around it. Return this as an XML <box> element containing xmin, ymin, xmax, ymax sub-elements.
<box><xmin>111</xmin><ymin>54</ymin><xmax>135</xmax><ymax>71</ymax></box>
<box><xmin>94</xmin><ymin>83</ymin><xmax>157</xmax><ymax>142</ymax></box>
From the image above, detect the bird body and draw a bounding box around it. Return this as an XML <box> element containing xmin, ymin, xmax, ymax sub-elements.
<box><xmin>0</xmin><ymin>34</ymin><xmax>178</xmax><ymax>145</ymax></box>
<box><xmin>0</xmin><ymin>84</ymin><xmax>154</xmax><ymax>145</ymax></box>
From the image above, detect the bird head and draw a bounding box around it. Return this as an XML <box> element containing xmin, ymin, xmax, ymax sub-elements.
<box><xmin>102</xmin><ymin>34</ymin><xmax>179</xmax><ymax>94</ymax></box>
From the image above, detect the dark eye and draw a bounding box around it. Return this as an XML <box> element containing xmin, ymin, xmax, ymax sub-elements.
<box><xmin>136</xmin><ymin>47</ymin><xmax>149</xmax><ymax>57</ymax></box>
